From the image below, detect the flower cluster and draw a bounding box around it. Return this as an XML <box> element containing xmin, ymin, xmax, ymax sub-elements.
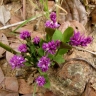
<box><xmin>42</xmin><ymin>40</ymin><xmax>60</xmax><ymax>54</ymax></box>
<box><xmin>20</xmin><ymin>30</ymin><xmax>31</xmax><ymax>40</ymax></box>
<box><xmin>45</xmin><ymin>12</ymin><xmax>60</xmax><ymax>28</ymax></box>
<box><xmin>70</xmin><ymin>31</ymin><xmax>92</xmax><ymax>46</ymax></box>
<box><xmin>37</xmin><ymin>56</ymin><xmax>50</xmax><ymax>72</ymax></box>
<box><xmin>2</xmin><ymin>7</ymin><xmax>93</xmax><ymax>89</ymax></box>
<box><xmin>35</xmin><ymin>76</ymin><xmax>46</xmax><ymax>86</ymax></box>
<box><xmin>33</xmin><ymin>36</ymin><xmax>40</xmax><ymax>44</ymax></box>
<box><xmin>18</xmin><ymin>44</ymin><xmax>27</xmax><ymax>52</ymax></box>
<box><xmin>10</xmin><ymin>55</ymin><xmax>26</xmax><ymax>69</ymax></box>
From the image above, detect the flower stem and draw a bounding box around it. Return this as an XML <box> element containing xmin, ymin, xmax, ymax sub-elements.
<box><xmin>0</xmin><ymin>42</ymin><xmax>19</xmax><ymax>55</ymax></box>
<box><xmin>32</xmin><ymin>83</ymin><xmax>37</xmax><ymax>96</ymax></box>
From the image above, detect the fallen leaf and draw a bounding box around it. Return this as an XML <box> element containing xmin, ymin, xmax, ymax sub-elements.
<box><xmin>0</xmin><ymin>33</ymin><xmax>9</xmax><ymax>58</ymax></box>
<box><xmin>59</xmin><ymin>20</ymin><xmax>87</xmax><ymax>35</ymax></box>
<box><xmin>6</xmin><ymin>42</ymin><xmax>21</xmax><ymax>64</ymax></box>
<box><xmin>82</xmin><ymin>83</ymin><xmax>96</xmax><ymax>96</ymax></box>
<box><xmin>44</xmin><ymin>91</ymin><xmax>58</xmax><ymax>96</ymax></box>
<box><xmin>0</xmin><ymin>5</ymin><xmax>10</xmax><ymax>25</ymax></box>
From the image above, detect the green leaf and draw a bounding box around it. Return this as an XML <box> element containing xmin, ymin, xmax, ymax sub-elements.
<box><xmin>53</xmin><ymin>54</ymin><xmax>65</xmax><ymax>64</ymax></box>
<box><xmin>58</xmin><ymin>49</ymin><xmax>68</xmax><ymax>55</ymax></box>
<box><xmin>25</xmin><ymin>55</ymin><xmax>32</xmax><ymax>61</ymax></box>
<box><xmin>46</xmin><ymin>34</ymin><xmax>51</xmax><ymax>42</ymax></box>
<box><xmin>48</xmin><ymin>54</ymin><xmax>53</xmax><ymax>60</ymax></box>
<box><xmin>44</xmin><ymin>74</ymin><xmax>50</xmax><ymax>88</ymax></box>
<box><xmin>62</xmin><ymin>27</ymin><xmax>74</xmax><ymax>43</ymax></box>
<box><xmin>11</xmin><ymin>15</ymin><xmax>39</xmax><ymax>33</ymax></box>
<box><xmin>52</xmin><ymin>29</ymin><xmax>63</xmax><ymax>41</ymax></box>
<box><xmin>38</xmin><ymin>68</ymin><xmax>46</xmax><ymax>75</ymax></box>
<box><xmin>60</xmin><ymin>42</ymin><xmax>72</xmax><ymax>49</ymax></box>
<box><xmin>30</xmin><ymin>45</ymin><xmax>35</xmax><ymax>54</ymax></box>
<box><xmin>37</xmin><ymin>48</ymin><xmax>44</xmax><ymax>56</ymax></box>
<box><xmin>24</xmin><ymin>61</ymin><xmax>32</xmax><ymax>66</ymax></box>
<box><xmin>39</xmin><ymin>39</ymin><xmax>45</xmax><ymax>46</ymax></box>
<box><xmin>45</xmin><ymin>27</ymin><xmax>55</xmax><ymax>37</ymax></box>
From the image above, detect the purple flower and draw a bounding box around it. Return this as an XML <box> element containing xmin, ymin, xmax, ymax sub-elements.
<box><xmin>10</xmin><ymin>55</ymin><xmax>26</xmax><ymax>69</ymax></box>
<box><xmin>42</xmin><ymin>40</ymin><xmax>60</xmax><ymax>54</ymax></box>
<box><xmin>18</xmin><ymin>44</ymin><xmax>27</xmax><ymax>52</ymax></box>
<box><xmin>70</xmin><ymin>31</ymin><xmax>93</xmax><ymax>46</ymax></box>
<box><xmin>50</xmin><ymin>12</ymin><xmax>56</xmax><ymax>22</ymax></box>
<box><xmin>33</xmin><ymin>36</ymin><xmax>40</xmax><ymax>44</ymax></box>
<box><xmin>20</xmin><ymin>30</ymin><xmax>31</xmax><ymax>40</ymax></box>
<box><xmin>45</xmin><ymin>12</ymin><xmax>60</xmax><ymax>29</ymax></box>
<box><xmin>80</xmin><ymin>37</ymin><xmax>93</xmax><ymax>46</ymax></box>
<box><xmin>35</xmin><ymin>76</ymin><xmax>46</xmax><ymax>86</ymax></box>
<box><xmin>45</xmin><ymin>20</ymin><xmax>52</xmax><ymax>28</ymax></box>
<box><xmin>45</xmin><ymin>20</ymin><xmax>60</xmax><ymax>29</ymax></box>
<box><xmin>37</xmin><ymin>56</ymin><xmax>50</xmax><ymax>72</ymax></box>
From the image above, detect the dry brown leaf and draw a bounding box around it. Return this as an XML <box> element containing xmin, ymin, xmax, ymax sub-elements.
<box><xmin>0</xmin><ymin>33</ymin><xmax>9</xmax><ymax>58</ymax></box>
<box><xmin>9</xmin><ymin>15</ymin><xmax>22</xmax><ymax>24</ymax></box>
<box><xmin>6</xmin><ymin>42</ymin><xmax>21</xmax><ymax>64</ymax></box>
<box><xmin>82</xmin><ymin>83</ymin><xmax>96</xmax><ymax>96</ymax></box>
<box><xmin>44</xmin><ymin>91</ymin><xmax>58</xmax><ymax>96</ymax></box>
<box><xmin>61</xmin><ymin>0</ymin><xmax>87</xmax><ymax>25</ymax></box>
<box><xmin>15</xmin><ymin>25</ymin><xmax>33</xmax><ymax>33</ymax></box>
<box><xmin>59</xmin><ymin>20</ymin><xmax>87</xmax><ymax>34</ymax></box>
<box><xmin>31</xmin><ymin>31</ymin><xmax>44</xmax><ymax>39</ymax></box>
<box><xmin>0</xmin><ymin>5</ymin><xmax>10</xmax><ymax>25</ymax></box>
<box><xmin>59</xmin><ymin>21</ymin><xmax>71</xmax><ymax>33</ymax></box>
<box><xmin>70</xmin><ymin>20</ymin><xmax>86</xmax><ymax>34</ymax></box>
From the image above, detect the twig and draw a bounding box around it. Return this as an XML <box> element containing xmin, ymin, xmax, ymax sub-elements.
<box><xmin>0</xmin><ymin>15</ymin><xmax>41</xmax><ymax>30</ymax></box>
<box><xmin>55</xmin><ymin>4</ymin><xmax>67</xmax><ymax>15</ymax></box>
<box><xmin>73</xmin><ymin>46</ymin><xmax>96</xmax><ymax>55</ymax></box>
<box><xmin>22</xmin><ymin>0</ymin><xmax>26</xmax><ymax>20</ymax></box>
<box><xmin>0</xmin><ymin>42</ymin><xmax>19</xmax><ymax>55</ymax></box>
<box><xmin>0</xmin><ymin>39</ymin><xmax>20</xmax><ymax>43</ymax></box>
<box><xmin>0</xmin><ymin>8</ymin><xmax>53</xmax><ymax>30</ymax></box>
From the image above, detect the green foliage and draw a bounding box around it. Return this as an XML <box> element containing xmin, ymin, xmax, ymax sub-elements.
<box><xmin>62</xmin><ymin>27</ymin><xmax>74</xmax><ymax>43</ymax></box>
<box><xmin>53</xmin><ymin>54</ymin><xmax>65</xmax><ymax>64</ymax></box>
<box><xmin>60</xmin><ymin>42</ymin><xmax>72</xmax><ymax>49</ymax></box>
<box><xmin>43</xmin><ymin>74</ymin><xmax>50</xmax><ymax>88</ymax></box>
<box><xmin>40</xmin><ymin>0</ymin><xmax>49</xmax><ymax>18</ymax></box>
<box><xmin>52</xmin><ymin>29</ymin><xmax>63</xmax><ymax>41</ymax></box>
<box><xmin>37</xmin><ymin>48</ymin><xmax>44</xmax><ymax>56</ymax></box>
<box><xmin>45</xmin><ymin>27</ymin><xmax>55</xmax><ymax>40</ymax></box>
<box><xmin>24</xmin><ymin>61</ymin><xmax>32</xmax><ymax>66</ymax></box>
<box><xmin>58</xmin><ymin>49</ymin><xmax>68</xmax><ymax>55</ymax></box>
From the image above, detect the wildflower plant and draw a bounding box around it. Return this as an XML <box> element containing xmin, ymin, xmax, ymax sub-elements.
<box><xmin>0</xmin><ymin>12</ymin><xmax>92</xmax><ymax>89</ymax></box>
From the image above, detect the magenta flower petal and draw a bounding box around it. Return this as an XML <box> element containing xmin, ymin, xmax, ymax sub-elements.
<box><xmin>18</xmin><ymin>44</ymin><xmax>27</xmax><ymax>52</ymax></box>
<box><xmin>35</xmin><ymin>76</ymin><xmax>46</xmax><ymax>86</ymax></box>
<box><xmin>20</xmin><ymin>30</ymin><xmax>31</xmax><ymax>40</ymax></box>
<box><xmin>37</xmin><ymin>56</ymin><xmax>50</xmax><ymax>72</ymax></box>
<box><xmin>33</xmin><ymin>36</ymin><xmax>40</xmax><ymax>44</ymax></box>
<box><xmin>50</xmin><ymin>12</ymin><xmax>56</xmax><ymax>22</ymax></box>
<box><xmin>10</xmin><ymin>55</ymin><xmax>26</xmax><ymax>69</ymax></box>
<box><xmin>42</xmin><ymin>40</ymin><xmax>60</xmax><ymax>54</ymax></box>
<box><xmin>70</xmin><ymin>31</ymin><xmax>93</xmax><ymax>46</ymax></box>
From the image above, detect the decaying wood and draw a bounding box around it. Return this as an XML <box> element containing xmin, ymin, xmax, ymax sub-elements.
<box><xmin>61</xmin><ymin>0</ymin><xmax>87</xmax><ymax>25</ymax></box>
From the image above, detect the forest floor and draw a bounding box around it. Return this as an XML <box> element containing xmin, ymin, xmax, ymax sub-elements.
<box><xmin>0</xmin><ymin>0</ymin><xmax>96</xmax><ymax>96</ymax></box>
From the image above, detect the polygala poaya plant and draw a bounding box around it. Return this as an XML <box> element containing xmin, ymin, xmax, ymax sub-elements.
<box><xmin>0</xmin><ymin>12</ymin><xmax>92</xmax><ymax>89</ymax></box>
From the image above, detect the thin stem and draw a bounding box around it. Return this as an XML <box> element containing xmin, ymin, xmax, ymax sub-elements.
<box><xmin>0</xmin><ymin>8</ymin><xmax>53</xmax><ymax>30</ymax></box>
<box><xmin>32</xmin><ymin>83</ymin><xmax>37</xmax><ymax>96</ymax></box>
<box><xmin>73</xmin><ymin>46</ymin><xmax>96</xmax><ymax>55</ymax></box>
<box><xmin>55</xmin><ymin>4</ymin><xmax>67</xmax><ymax>15</ymax></box>
<box><xmin>0</xmin><ymin>42</ymin><xmax>19</xmax><ymax>55</ymax></box>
